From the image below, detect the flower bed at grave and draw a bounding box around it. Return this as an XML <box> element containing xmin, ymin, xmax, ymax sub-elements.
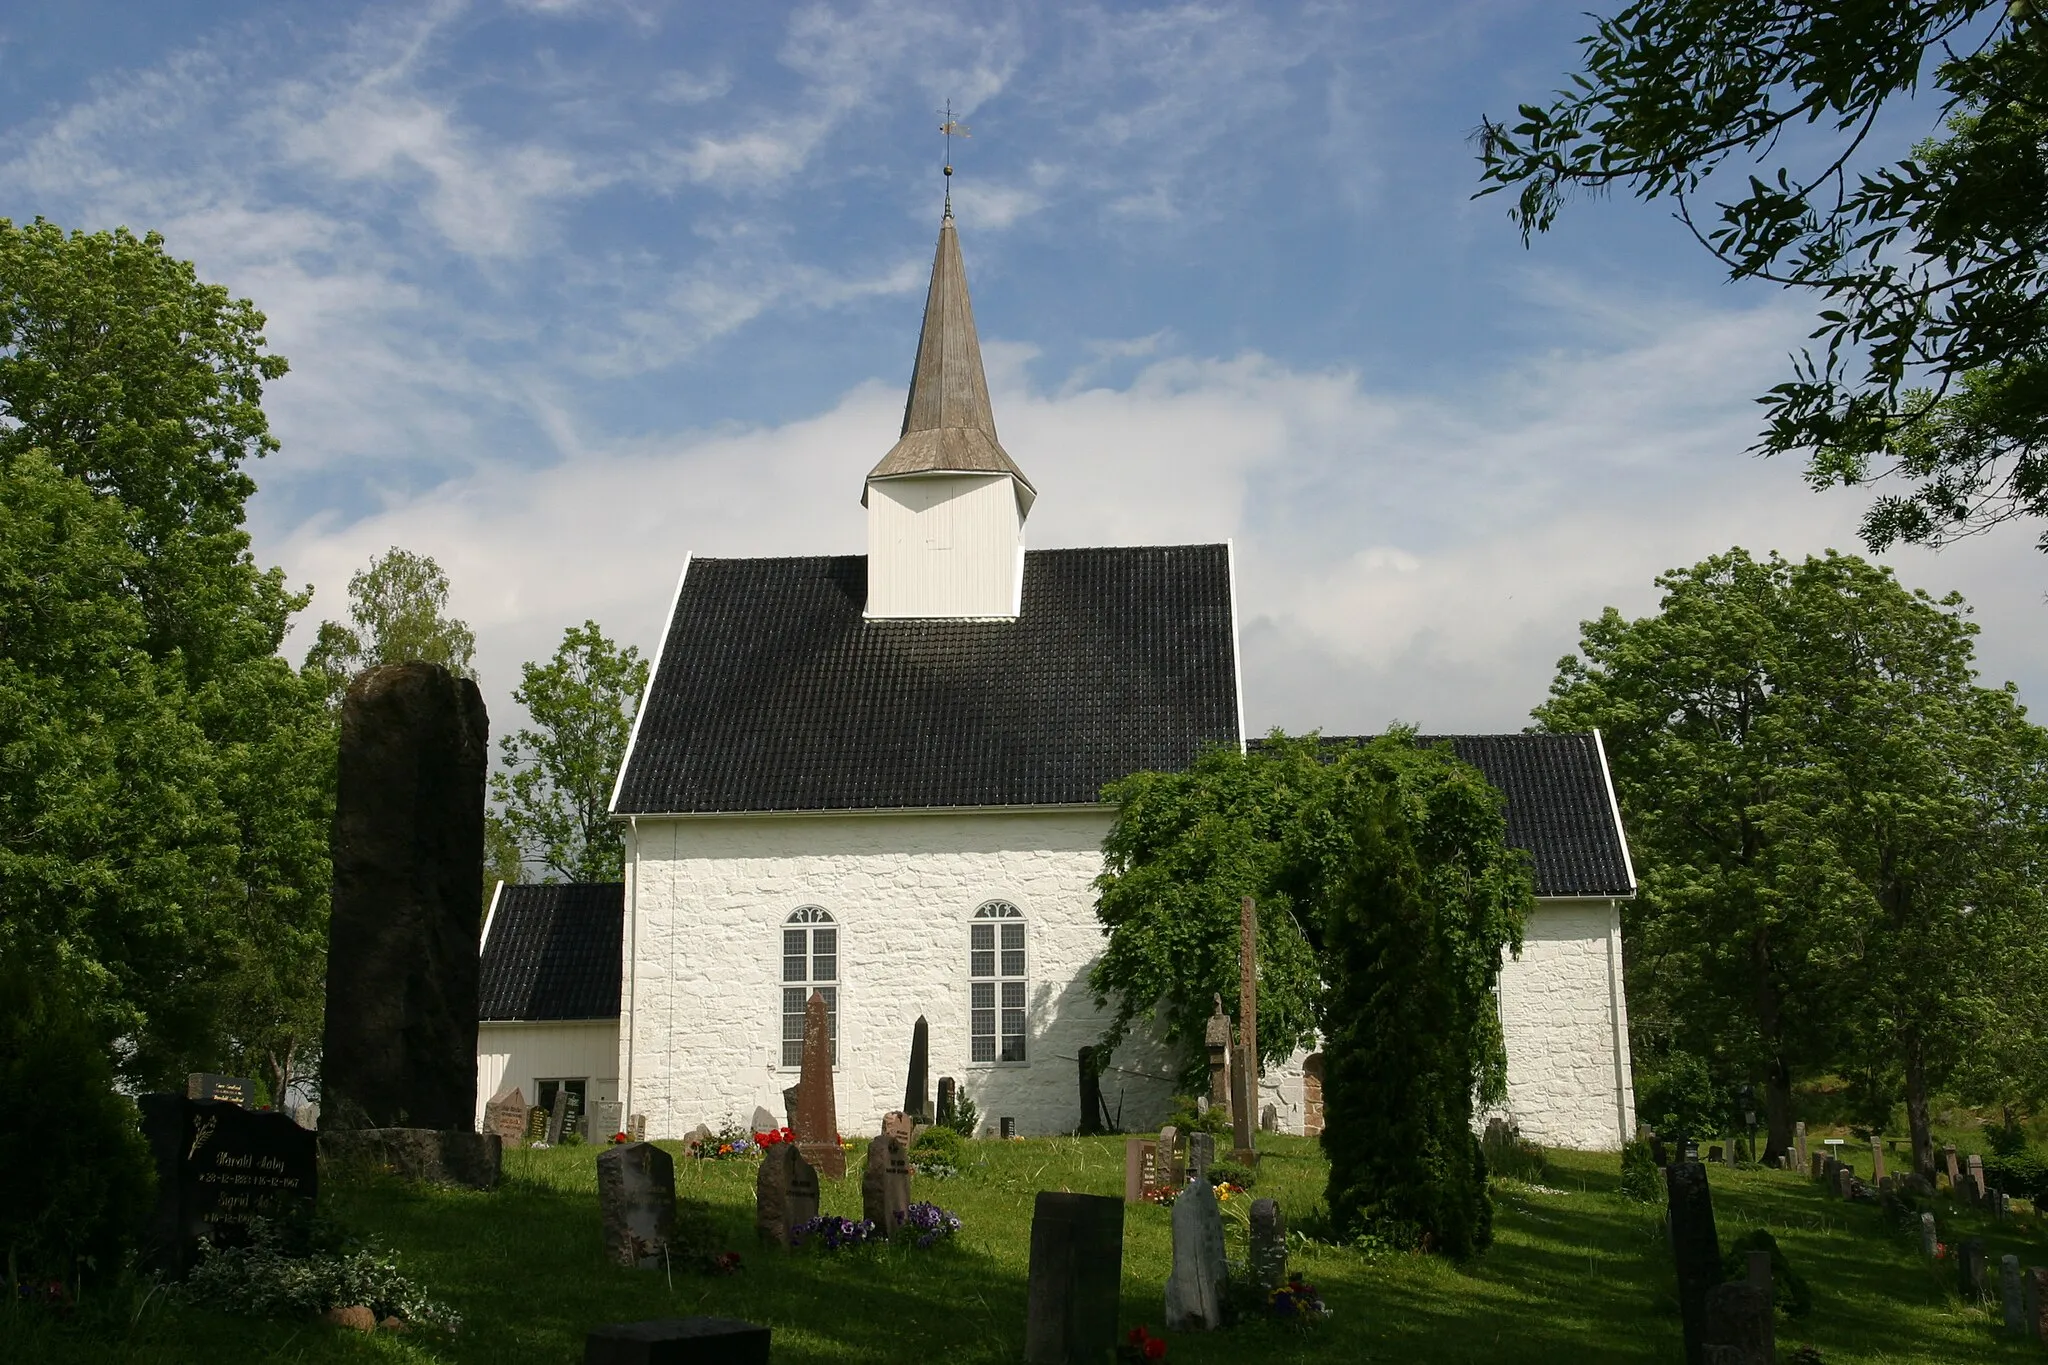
<box><xmin>791</xmin><ymin>1215</ymin><xmax>880</xmax><ymax>1250</ymax></box>
<box><xmin>1118</xmin><ymin>1325</ymin><xmax>1169</xmax><ymax>1360</ymax></box>
<box><xmin>900</xmin><ymin>1201</ymin><xmax>962</xmax><ymax>1248</ymax></box>
<box><xmin>1268</xmin><ymin>1274</ymin><xmax>1330</xmax><ymax>1322</ymax></box>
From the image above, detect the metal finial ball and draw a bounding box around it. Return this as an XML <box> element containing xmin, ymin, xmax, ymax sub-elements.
<box><xmin>943</xmin><ymin>165</ymin><xmax>953</xmax><ymax>176</ymax></box>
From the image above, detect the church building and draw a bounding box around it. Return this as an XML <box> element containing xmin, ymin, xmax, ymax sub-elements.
<box><xmin>476</xmin><ymin>206</ymin><xmax>1639</xmax><ymax>1151</ymax></box>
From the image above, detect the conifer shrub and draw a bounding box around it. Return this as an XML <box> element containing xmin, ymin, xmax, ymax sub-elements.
<box><xmin>1618</xmin><ymin>1139</ymin><xmax>1663</xmax><ymax>1202</ymax></box>
<box><xmin>0</xmin><ymin>964</ymin><xmax>154</xmax><ymax>1291</ymax></box>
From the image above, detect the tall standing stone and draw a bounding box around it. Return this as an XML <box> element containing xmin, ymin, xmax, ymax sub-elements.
<box><xmin>936</xmin><ymin>1077</ymin><xmax>957</xmax><ymax>1128</ymax></box>
<box><xmin>1792</xmin><ymin>1122</ymin><xmax>1808</xmax><ymax>1175</ymax></box>
<box><xmin>1944</xmin><ymin>1144</ymin><xmax>1962</xmax><ymax>1191</ymax></box>
<box><xmin>1023</xmin><ymin>1192</ymin><xmax>1123</xmax><ymax>1365</ymax></box>
<box><xmin>1249</xmin><ymin>1198</ymin><xmax>1287</xmax><ymax>1294</ymax></box>
<box><xmin>323</xmin><ymin>663</ymin><xmax>487</xmax><ymax>1132</ymax></box>
<box><xmin>1968</xmin><ymin>1153</ymin><xmax>1988</xmax><ymax>1202</ymax></box>
<box><xmin>862</xmin><ymin>1135</ymin><xmax>913</xmax><ymax>1233</ymax></box>
<box><xmin>1233</xmin><ymin>896</ymin><xmax>1258</xmax><ymax>1165</ymax></box>
<box><xmin>1870</xmin><ymin>1136</ymin><xmax>1886</xmax><ymax>1183</ymax></box>
<box><xmin>1077</xmin><ymin>1047</ymin><xmax>1106</xmax><ymax>1136</ymax></box>
<box><xmin>1204</xmin><ymin>996</ymin><xmax>1232</xmax><ymax>1111</ymax></box>
<box><xmin>597</xmin><ymin>1142</ymin><xmax>677</xmax><ymax>1269</ymax></box>
<box><xmin>755</xmin><ymin>1143</ymin><xmax>820</xmax><ymax>1248</ymax></box>
<box><xmin>2003</xmin><ymin>1255</ymin><xmax>2026</xmax><ymax>1333</ymax></box>
<box><xmin>1158</xmin><ymin>1125</ymin><xmax>1184</xmax><ymax>1186</ymax></box>
<box><xmin>904</xmin><ymin>1016</ymin><xmax>931</xmax><ymax>1123</ymax></box>
<box><xmin>1959</xmin><ymin>1237</ymin><xmax>1989</xmax><ymax>1302</ymax></box>
<box><xmin>1164</xmin><ymin>1178</ymin><xmax>1228</xmax><ymax>1331</ymax></box>
<box><xmin>1666</xmin><ymin>1159</ymin><xmax>1723</xmax><ymax>1365</ymax></box>
<box><xmin>792</xmin><ymin>990</ymin><xmax>843</xmax><ymax>1178</ymax></box>
<box><xmin>1920</xmin><ymin>1211</ymin><xmax>1938</xmax><ymax>1259</ymax></box>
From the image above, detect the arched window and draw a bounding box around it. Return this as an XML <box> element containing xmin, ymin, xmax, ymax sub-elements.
<box><xmin>782</xmin><ymin>907</ymin><xmax>837</xmax><ymax>1068</ymax></box>
<box><xmin>970</xmin><ymin>901</ymin><xmax>1027</xmax><ymax>1063</ymax></box>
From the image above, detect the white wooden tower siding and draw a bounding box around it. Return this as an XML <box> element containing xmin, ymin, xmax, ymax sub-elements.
<box><xmin>476</xmin><ymin>208</ymin><xmax>1640</xmax><ymax>1150</ymax></box>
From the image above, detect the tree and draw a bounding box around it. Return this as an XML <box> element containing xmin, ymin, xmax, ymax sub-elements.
<box><xmin>1091</xmin><ymin>732</ymin><xmax>1531</xmax><ymax>1253</ymax></box>
<box><xmin>490</xmin><ymin>622</ymin><xmax>648</xmax><ymax>883</ymax></box>
<box><xmin>1537</xmin><ymin>549</ymin><xmax>2048</xmax><ymax>1172</ymax></box>
<box><xmin>305</xmin><ymin>547</ymin><xmax>477</xmax><ymax>704</ymax></box>
<box><xmin>0</xmin><ymin>220</ymin><xmax>332</xmax><ymax>1092</ymax></box>
<box><xmin>1478</xmin><ymin>5</ymin><xmax>2048</xmax><ymax>552</ymax></box>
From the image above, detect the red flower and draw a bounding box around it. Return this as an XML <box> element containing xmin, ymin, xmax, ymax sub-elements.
<box><xmin>1145</xmin><ymin>1338</ymin><xmax>1167</xmax><ymax>1360</ymax></box>
<box><xmin>1127</xmin><ymin>1328</ymin><xmax>1146</xmax><ymax>1345</ymax></box>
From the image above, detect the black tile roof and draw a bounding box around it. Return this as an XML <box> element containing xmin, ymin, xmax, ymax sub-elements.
<box><xmin>613</xmin><ymin>546</ymin><xmax>1242</xmax><ymax>814</ymax></box>
<box><xmin>1260</xmin><ymin>733</ymin><xmax>1635</xmax><ymax>899</ymax></box>
<box><xmin>478</xmin><ymin>883</ymin><xmax>623</xmax><ymax>1021</ymax></box>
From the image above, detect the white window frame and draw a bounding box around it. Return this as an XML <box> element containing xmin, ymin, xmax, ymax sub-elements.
<box><xmin>780</xmin><ymin>906</ymin><xmax>839</xmax><ymax>1069</ymax></box>
<box><xmin>969</xmin><ymin>900</ymin><xmax>1028</xmax><ymax>1066</ymax></box>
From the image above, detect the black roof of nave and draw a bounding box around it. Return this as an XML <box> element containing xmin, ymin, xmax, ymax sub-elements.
<box><xmin>478</xmin><ymin>882</ymin><xmax>624</xmax><ymax>1021</ymax></box>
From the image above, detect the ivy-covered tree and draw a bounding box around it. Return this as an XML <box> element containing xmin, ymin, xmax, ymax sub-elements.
<box><xmin>1092</xmin><ymin>731</ymin><xmax>1532</xmax><ymax>1253</ymax></box>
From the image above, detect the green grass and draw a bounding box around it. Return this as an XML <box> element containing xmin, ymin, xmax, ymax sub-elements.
<box><xmin>6</xmin><ymin>1135</ymin><xmax>2041</xmax><ymax>1363</ymax></box>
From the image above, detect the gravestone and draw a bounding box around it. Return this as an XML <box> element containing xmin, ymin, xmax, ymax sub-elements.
<box><xmin>1809</xmin><ymin>1153</ymin><xmax>1823</xmax><ymax>1180</ymax></box>
<box><xmin>1706</xmin><ymin>1145</ymin><xmax>1723</xmax><ymax>1164</ymax></box>
<box><xmin>525</xmin><ymin>1106</ymin><xmax>550</xmax><ymax>1145</ymax></box>
<box><xmin>1261</xmin><ymin>1104</ymin><xmax>1278</xmax><ymax>1133</ymax></box>
<box><xmin>881</xmin><ymin>1110</ymin><xmax>916</xmax><ymax>1148</ymax></box>
<box><xmin>139</xmin><ymin>1094</ymin><xmax>317</xmax><ymax>1276</ymax></box>
<box><xmin>1871</xmin><ymin>1137</ymin><xmax>1886</xmax><ymax>1182</ymax></box>
<box><xmin>592</xmin><ymin>1102</ymin><xmax>624</xmax><ymax>1143</ymax></box>
<box><xmin>547</xmin><ymin>1086</ymin><xmax>570</xmax><ymax>1145</ymax></box>
<box><xmin>791</xmin><ymin>991</ymin><xmax>843</xmax><ymax>1178</ymax></box>
<box><xmin>598</xmin><ymin>1141</ymin><xmax>677</xmax><ymax>1269</ymax></box>
<box><xmin>1793</xmin><ymin>1121</ymin><xmax>1808</xmax><ymax>1173</ymax></box>
<box><xmin>1832</xmin><ymin>1165</ymin><xmax>1854</xmax><ymax>1200</ymax></box>
<box><xmin>1701</xmin><ymin>1283</ymin><xmax>1772</xmax><ymax>1365</ymax></box>
<box><xmin>584</xmin><ymin>1317</ymin><xmax>771</xmax><ymax>1365</ymax></box>
<box><xmin>2003</xmin><ymin>1255</ymin><xmax>2026</xmax><ymax>1333</ymax></box>
<box><xmin>1969</xmin><ymin>1154</ymin><xmax>1988</xmax><ymax>1202</ymax></box>
<box><xmin>1164</xmin><ymin>1177</ymin><xmax>1227</xmax><ymax>1331</ymax></box>
<box><xmin>1204</xmin><ymin>994</ymin><xmax>1232</xmax><ymax>1110</ymax></box>
<box><xmin>628</xmin><ymin>1114</ymin><xmax>647</xmax><ymax>1143</ymax></box>
<box><xmin>1666</xmin><ymin>1159</ymin><xmax>1723</xmax><ymax>1365</ymax></box>
<box><xmin>1921</xmin><ymin>1211</ymin><xmax>1938</xmax><ymax>1258</ymax></box>
<box><xmin>1023</xmin><ymin>1192</ymin><xmax>1123</xmax><ymax>1365</ymax></box>
<box><xmin>1124</xmin><ymin>1139</ymin><xmax>1158</xmax><ymax>1204</ymax></box>
<box><xmin>323</xmin><ymin>662</ymin><xmax>487</xmax><ymax>1133</ymax></box>
<box><xmin>1077</xmin><ymin>1046</ymin><xmax>1106</xmax><ymax>1136</ymax></box>
<box><xmin>781</xmin><ymin>1085</ymin><xmax>802</xmax><ymax>1129</ymax></box>
<box><xmin>1959</xmin><ymin>1238</ymin><xmax>1989</xmax><ymax>1302</ymax></box>
<box><xmin>1234</xmin><ymin>895</ymin><xmax>1259</xmax><ymax>1167</ymax></box>
<box><xmin>685</xmin><ymin>1123</ymin><xmax>716</xmax><ymax>1156</ymax></box>
<box><xmin>186</xmin><ymin>1073</ymin><xmax>258</xmax><ymax>1106</ymax></box>
<box><xmin>936</xmin><ymin>1077</ymin><xmax>957</xmax><ymax>1128</ymax></box>
<box><xmin>2028</xmin><ymin>1267</ymin><xmax>2048</xmax><ymax>1341</ymax></box>
<box><xmin>319</xmin><ymin>1128</ymin><xmax>501</xmax><ymax>1189</ymax></box>
<box><xmin>1944</xmin><ymin>1145</ymin><xmax>1962</xmax><ymax>1190</ymax></box>
<box><xmin>1157</xmin><ymin>1125</ymin><xmax>1183</xmax><ymax>1186</ymax></box>
<box><xmin>904</xmin><ymin>1016</ymin><xmax>931</xmax><ymax>1123</ymax></box>
<box><xmin>1249</xmin><ymin>1198</ymin><xmax>1287</xmax><ymax>1294</ymax></box>
<box><xmin>749</xmin><ymin>1106</ymin><xmax>779</xmax><ymax>1135</ymax></box>
<box><xmin>484</xmin><ymin>1086</ymin><xmax>528</xmax><ymax>1148</ymax></box>
<box><xmin>862</xmin><ymin>1135</ymin><xmax>913</xmax><ymax>1233</ymax></box>
<box><xmin>1188</xmin><ymin>1131</ymin><xmax>1215</xmax><ymax>1184</ymax></box>
<box><xmin>754</xmin><ymin>1143</ymin><xmax>819</xmax><ymax>1248</ymax></box>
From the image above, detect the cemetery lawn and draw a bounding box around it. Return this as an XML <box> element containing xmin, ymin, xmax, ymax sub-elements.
<box><xmin>8</xmin><ymin>1136</ymin><xmax>2040</xmax><ymax>1363</ymax></box>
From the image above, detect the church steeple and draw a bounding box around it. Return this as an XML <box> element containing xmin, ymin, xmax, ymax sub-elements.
<box><xmin>864</xmin><ymin>208</ymin><xmax>1033</xmax><ymax>619</ymax></box>
<box><xmin>865</xmin><ymin>208</ymin><xmax>1035</xmax><ymax>512</ymax></box>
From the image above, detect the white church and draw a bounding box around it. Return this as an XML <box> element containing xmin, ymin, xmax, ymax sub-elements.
<box><xmin>476</xmin><ymin>207</ymin><xmax>1639</xmax><ymax>1151</ymax></box>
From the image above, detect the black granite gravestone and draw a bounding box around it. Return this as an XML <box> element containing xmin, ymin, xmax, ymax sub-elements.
<box><xmin>904</xmin><ymin>1016</ymin><xmax>931</xmax><ymax>1123</ymax></box>
<box><xmin>936</xmin><ymin>1077</ymin><xmax>956</xmax><ymax>1127</ymax></box>
<box><xmin>322</xmin><ymin>662</ymin><xmax>487</xmax><ymax>1132</ymax></box>
<box><xmin>1666</xmin><ymin>1159</ymin><xmax>1724</xmax><ymax>1365</ymax></box>
<box><xmin>1023</xmin><ymin>1192</ymin><xmax>1123</xmax><ymax>1364</ymax></box>
<box><xmin>1077</xmin><ymin>1046</ymin><xmax>1106</xmax><ymax>1136</ymax></box>
<box><xmin>185</xmin><ymin>1073</ymin><xmax>259</xmax><ymax>1105</ymax></box>
<box><xmin>140</xmin><ymin>1094</ymin><xmax>316</xmax><ymax>1276</ymax></box>
<box><xmin>584</xmin><ymin>1316</ymin><xmax>770</xmax><ymax>1365</ymax></box>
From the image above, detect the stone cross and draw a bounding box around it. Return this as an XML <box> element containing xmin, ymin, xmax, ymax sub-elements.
<box><xmin>1920</xmin><ymin>1211</ymin><xmax>1937</xmax><ymax>1259</ymax></box>
<box><xmin>862</xmin><ymin>1135</ymin><xmax>913</xmax><ymax>1233</ymax></box>
<box><xmin>792</xmin><ymin>990</ymin><xmax>844</xmax><ymax>1178</ymax></box>
<box><xmin>1157</xmin><ymin>1125</ymin><xmax>1184</xmax><ymax>1186</ymax></box>
<box><xmin>904</xmin><ymin>1016</ymin><xmax>931</xmax><ymax>1124</ymax></box>
<box><xmin>1124</xmin><ymin>1139</ymin><xmax>1159</xmax><ymax>1205</ymax></box>
<box><xmin>1666</xmin><ymin>1160</ymin><xmax>1721</xmax><ymax>1365</ymax></box>
<box><xmin>1023</xmin><ymin>1193</ymin><xmax>1123</xmax><ymax>1365</ymax></box>
<box><xmin>754</xmin><ymin>1143</ymin><xmax>820</xmax><ymax>1248</ymax></box>
<box><xmin>1793</xmin><ymin>1121</ymin><xmax>1808</xmax><ymax>1173</ymax></box>
<box><xmin>936</xmin><ymin>1077</ymin><xmax>957</xmax><ymax>1128</ymax></box>
<box><xmin>1163</xmin><ymin>1177</ymin><xmax>1227</xmax><ymax>1330</ymax></box>
<box><xmin>1959</xmin><ymin>1237</ymin><xmax>1989</xmax><ymax>1303</ymax></box>
<box><xmin>1232</xmin><ymin>896</ymin><xmax>1259</xmax><ymax>1165</ymax></box>
<box><xmin>322</xmin><ymin>662</ymin><xmax>487</xmax><ymax>1133</ymax></box>
<box><xmin>1870</xmin><ymin>1136</ymin><xmax>1886</xmax><ymax>1182</ymax></box>
<box><xmin>2003</xmin><ymin>1255</ymin><xmax>2026</xmax><ymax>1334</ymax></box>
<box><xmin>1204</xmin><ymin>995</ymin><xmax>1232</xmax><ymax>1111</ymax></box>
<box><xmin>484</xmin><ymin>1086</ymin><xmax>527</xmax><ymax>1149</ymax></box>
<box><xmin>1248</xmin><ymin>1198</ymin><xmax>1287</xmax><ymax>1294</ymax></box>
<box><xmin>1187</xmin><ymin>1131</ymin><xmax>1214</xmax><ymax>1185</ymax></box>
<box><xmin>597</xmin><ymin>1141</ymin><xmax>676</xmax><ymax>1269</ymax></box>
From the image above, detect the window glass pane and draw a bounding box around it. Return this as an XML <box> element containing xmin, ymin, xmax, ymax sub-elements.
<box><xmin>813</xmin><ymin>954</ymin><xmax>836</xmax><ymax>983</ymax></box>
<box><xmin>784</xmin><ymin>955</ymin><xmax>807</xmax><ymax>983</ymax></box>
<box><xmin>1001</xmin><ymin>980</ymin><xmax>1025</xmax><ymax>1010</ymax></box>
<box><xmin>971</xmin><ymin>924</ymin><xmax>993</xmax><ymax>951</ymax></box>
<box><xmin>782</xmin><ymin>987</ymin><xmax>806</xmax><ymax>1068</ymax></box>
<box><xmin>972</xmin><ymin>1033</ymin><xmax>996</xmax><ymax>1063</ymax></box>
<box><xmin>971</xmin><ymin>982</ymin><xmax>995</xmax><ymax>1009</ymax></box>
<box><xmin>1000</xmin><ymin>1032</ymin><xmax>1027</xmax><ymax>1063</ymax></box>
<box><xmin>784</xmin><ymin>928</ymin><xmax>806</xmax><ymax>957</ymax></box>
<box><xmin>971</xmin><ymin>949</ymin><xmax>994</xmax><ymax>978</ymax></box>
<box><xmin>1001</xmin><ymin>948</ymin><xmax>1025</xmax><ymax>978</ymax></box>
<box><xmin>812</xmin><ymin>927</ymin><xmax>836</xmax><ymax>958</ymax></box>
<box><xmin>1001</xmin><ymin>922</ymin><xmax>1024</xmax><ymax>950</ymax></box>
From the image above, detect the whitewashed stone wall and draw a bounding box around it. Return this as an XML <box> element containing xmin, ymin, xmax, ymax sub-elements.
<box><xmin>620</xmin><ymin>808</ymin><xmax>1178</xmax><ymax>1139</ymax></box>
<box><xmin>475</xmin><ymin>1020</ymin><xmax>620</xmax><ymax>1131</ymax></box>
<box><xmin>1493</xmin><ymin>898</ymin><xmax>1635</xmax><ymax>1150</ymax></box>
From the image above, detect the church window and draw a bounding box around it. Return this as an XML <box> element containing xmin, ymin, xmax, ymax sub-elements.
<box><xmin>782</xmin><ymin>907</ymin><xmax>838</xmax><ymax>1068</ymax></box>
<box><xmin>970</xmin><ymin>901</ymin><xmax>1027</xmax><ymax>1063</ymax></box>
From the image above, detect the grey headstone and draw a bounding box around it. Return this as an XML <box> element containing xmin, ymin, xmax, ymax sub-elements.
<box><xmin>1702</xmin><ymin>1282</ymin><xmax>1772</xmax><ymax>1365</ymax></box>
<box><xmin>1792</xmin><ymin>1121</ymin><xmax>1807</xmax><ymax>1173</ymax></box>
<box><xmin>1187</xmin><ymin>1131</ymin><xmax>1214</xmax><ymax>1183</ymax></box>
<box><xmin>684</xmin><ymin>1123</ymin><xmax>715</xmax><ymax>1155</ymax></box>
<box><xmin>861</xmin><ymin>1135</ymin><xmax>912</xmax><ymax>1233</ymax></box>
<box><xmin>1157</xmin><ymin>1125</ymin><xmax>1184</xmax><ymax>1185</ymax></box>
<box><xmin>1164</xmin><ymin>1178</ymin><xmax>1227</xmax><ymax>1330</ymax></box>
<box><xmin>1921</xmin><ymin>1211</ymin><xmax>1937</xmax><ymax>1259</ymax></box>
<box><xmin>2004</xmin><ymin>1255</ymin><xmax>2026</xmax><ymax>1333</ymax></box>
<box><xmin>547</xmin><ymin>1086</ymin><xmax>569</xmax><ymax>1145</ymax></box>
<box><xmin>598</xmin><ymin>1142</ymin><xmax>677</xmax><ymax>1270</ymax></box>
<box><xmin>1023</xmin><ymin>1192</ymin><xmax>1123</xmax><ymax>1365</ymax></box>
<box><xmin>749</xmin><ymin>1106</ymin><xmax>778</xmax><ymax>1134</ymax></box>
<box><xmin>1260</xmin><ymin>1103</ymin><xmax>1278</xmax><ymax>1133</ymax></box>
<box><xmin>754</xmin><ymin>1143</ymin><xmax>818</xmax><ymax>1248</ymax></box>
<box><xmin>1870</xmin><ymin>1137</ymin><xmax>1886</xmax><ymax>1182</ymax></box>
<box><xmin>1959</xmin><ymin>1237</ymin><xmax>1989</xmax><ymax>1302</ymax></box>
<box><xmin>1969</xmin><ymin>1153</ymin><xmax>1988</xmax><ymax>1202</ymax></box>
<box><xmin>781</xmin><ymin>1085</ymin><xmax>802</xmax><ymax>1130</ymax></box>
<box><xmin>583</xmin><ymin>1316</ymin><xmax>771</xmax><ymax>1365</ymax></box>
<box><xmin>1666</xmin><ymin>1160</ymin><xmax>1722</xmax><ymax>1365</ymax></box>
<box><xmin>591</xmin><ymin>1103</ymin><xmax>624</xmax><ymax>1143</ymax></box>
<box><xmin>322</xmin><ymin>662</ymin><xmax>486</xmax><ymax>1133</ymax></box>
<box><xmin>1249</xmin><ymin>1198</ymin><xmax>1287</xmax><ymax>1293</ymax></box>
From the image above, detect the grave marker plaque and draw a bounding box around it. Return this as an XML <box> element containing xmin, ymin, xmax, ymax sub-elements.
<box><xmin>186</xmin><ymin>1073</ymin><xmax>258</xmax><ymax>1106</ymax></box>
<box><xmin>140</xmin><ymin>1094</ymin><xmax>317</xmax><ymax>1276</ymax></box>
<box><xmin>1249</xmin><ymin>1198</ymin><xmax>1287</xmax><ymax>1294</ymax></box>
<box><xmin>1959</xmin><ymin>1237</ymin><xmax>1990</xmax><ymax>1302</ymax></box>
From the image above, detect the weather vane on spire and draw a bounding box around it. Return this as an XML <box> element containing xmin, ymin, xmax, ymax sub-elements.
<box><xmin>938</xmin><ymin>100</ymin><xmax>969</xmax><ymax>215</ymax></box>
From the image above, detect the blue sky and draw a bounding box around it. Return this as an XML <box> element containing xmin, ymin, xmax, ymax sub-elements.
<box><xmin>4</xmin><ymin>0</ymin><xmax>2041</xmax><ymax>739</ymax></box>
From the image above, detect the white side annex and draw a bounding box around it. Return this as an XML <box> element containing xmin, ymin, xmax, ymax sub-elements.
<box><xmin>481</xmin><ymin>204</ymin><xmax>1640</xmax><ymax>1153</ymax></box>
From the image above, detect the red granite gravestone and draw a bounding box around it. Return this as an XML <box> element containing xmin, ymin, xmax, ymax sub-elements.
<box><xmin>791</xmin><ymin>990</ymin><xmax>843</xmax><ymax>1178</ymax></box>
<box><xmin>861</xmin><ymin>1135</ymin><xmax>912</xmax><ymax>1233</ymax></box>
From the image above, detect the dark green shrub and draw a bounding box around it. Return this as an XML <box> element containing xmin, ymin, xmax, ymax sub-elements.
<box><xmin>180</xmin><ymin>1219</ymin><xmax>460</xmax><ymax>1329</ymax></box>
<box><xmin>909</xmin><ymin>1126</ymin><xmax>965</xmax><ymax>1166</ymax></box>
<box><xmin>1482</xmin><ymin>1119</ymin><xmax>1549</xmax><ymax>1183</ymax></box>
<box><xmin>0</xmin><ymin>965</ymin><xmax>154</xmax><ymax>1289</ymax></box>
<box><xmin>1165</xmin><ymin>1094</ymin><xmax>1234</xmax><ymax>1137</ymax></box>
<box><xmin>1208</xmin><ymin>1159</ymin><xmax>1256</xmax><ymax>1190</ymax></box>
<box><xmin>1721</xmin><ymin>1228</ymin><xmax>1812</xmax><ymax>1318</ymax></box>
<box><xmin>1619</xmin><ymin>1139</ymin><xmax>1662</xmax><ymax>1202</ymax></box>
<box><xmin>942</xmin><ymin>1087</ymin><xmax>981</xmax><ymax>1139</ymax></box>
<box><xmin>1983</xmin><ymin>1147</ymin><xmax>2048</xmax><ymax>1204</ymax></box>
<box><xmin>1637</xmin><ymin>1052</ymin><xmax>1725</xmax><ymax>1146</ymax></box>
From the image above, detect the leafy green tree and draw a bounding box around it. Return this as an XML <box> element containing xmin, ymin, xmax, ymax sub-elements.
<box><xmin>305</xmin><ymin>547</ymin><xmax>477</xmax><ymax>704</ymax></box>
<box><xmin>1092</xmin><ymin>732</ymin><xmax>1531</xmax><ymax>1253</ymax></box>
<box><xmin>0</xmin><ymin>220</ymin><xmax>332</xmax><ymax>1091</ymax></box>
<box><xmin>1537</xmin><ymin>549</ymin><xmax>2048</xmax><ymax>1173</ymax></box>
<box><xmin>1478</xmin><ymin>5</ymin><xmax>2048</xmax><ymax>552</ymax></box>
<box><xmin>491</xmin><ymin>622</ymin><xmax>648</xmax><ymax>883</ymax></box>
